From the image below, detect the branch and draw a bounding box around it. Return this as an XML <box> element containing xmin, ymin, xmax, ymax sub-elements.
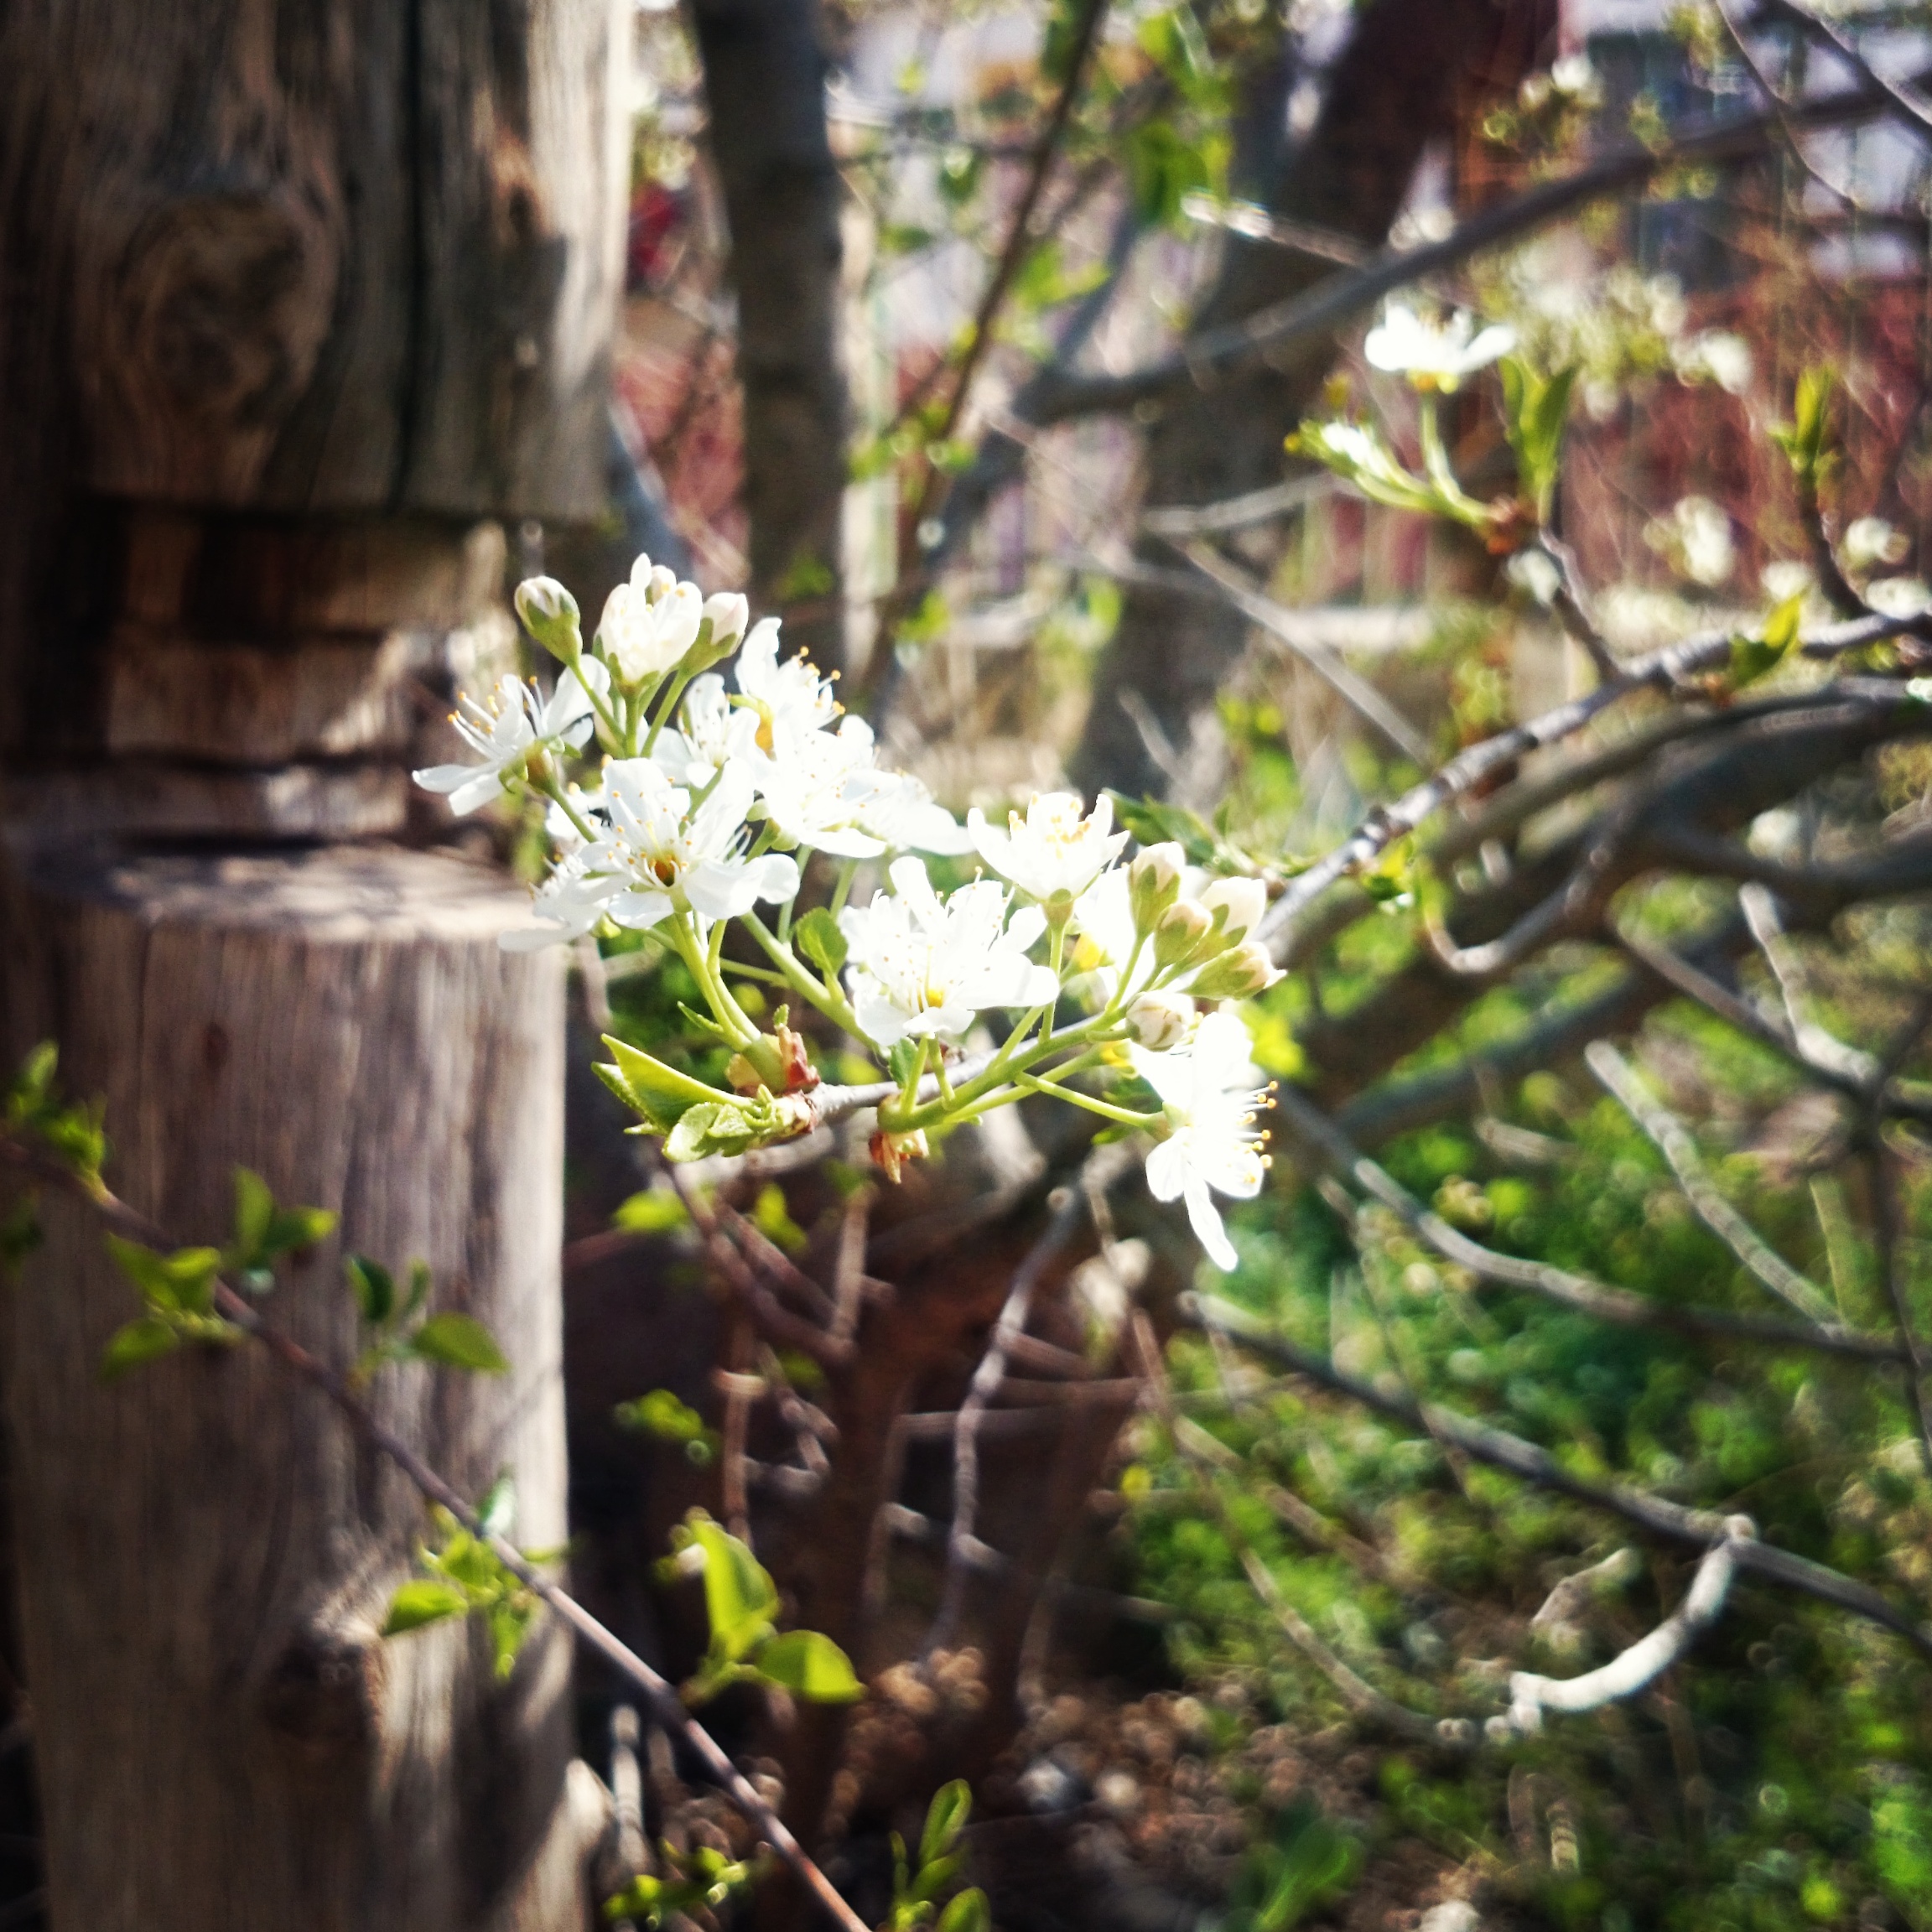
<box><xmin>1762</xmin><ymin>0</ymin><xmax>1932</xmax><ymax>141</ymax></box>
<box><xmin>924</xmin><ymin>1140</ymin><xmax>1135</xmax><ymax>1654</ymax></box>
<box><xmin>1740</xmin><ymin>882</ymin><xmax>1883</xmax><ymax>1085</ymax></box>
<box><xmin>1024</xmin><ymin>77</ymin><xmax>1918</xmax><ymax>426</ymax></box>
<box><xmin>0</xmin><ymin>1135</ymin><xmax>870</xmax><ymax>1932</ymax></box>
<box><xmin>1185</xmin><ymin>1293</ymin><xmax>1932</xmax><ymax>1664</ymax></box>
<box><xmin>1584</xmin><ymin>1041</ymin><xmax>1841</xmax><ymax>1327</ymax></box>
<box><xmin>1174</xmin><ymin>541</ymin><xmax>1435</xmax><ymax>766</ymax></box>
<box><xmin>1270</xmin><ymin>1082</ymin><xmax>1901</xmax><ymax>1362</ymax></box>
<box><xmin>1255</xmin><ymin>615</ymin><xmax>1917</xmax><ymax>954</ymax></box>
<box><xmin>1506</xmin><ymin>1525</ymin><xmax>1754</xmax><ymax>1733</ymax></box>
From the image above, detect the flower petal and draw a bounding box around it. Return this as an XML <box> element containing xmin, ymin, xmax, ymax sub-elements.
<box><xmin>1183</xmin><ymin>1176</ymin><xmax>1239</xmax><ymax>1271</ymax></box>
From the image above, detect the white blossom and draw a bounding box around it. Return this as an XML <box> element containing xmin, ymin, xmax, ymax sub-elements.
<box><xmin>597</xmin><ymin>758</ymin><xmax>797</xmax><ymax>932</ymax></box>
<box><xmin>967</xmin><ymin>792</ymin><xmax>1128</xmax><ymax>914</ymax></box>
<box><xmin>702</xmin><ymin>591</ymin><xmax>750</xmax><ymax>652</ymax></box>
<box><xmin>1675</xmin><ymin>330</ymin><xmax>1753</xmax><ymax>397</ymax></box>
<box><xmin>413</xmin><ymin>662</ymin><xmax>607</xmax><ymax>816</ymax></box>
<box><xmin>597</xmin><ymin>555</ymin><xmax>704</xmax><ymax>684</ymax></box>
<box><xmin>1646</xmin><ymin>495</ymin><xmax>1734</xmax><ymax>589</ymax></box>
<box><xmin>854</xmin><ymin>771</ymin><xmax>975</xmax><ymax>856</ymax></box>
<box><xmin>1199</xmin><ymin>876</ymin><xmax>1267</xmax><ymax>946</ymax></box>
<box><xmin>499</xmin><ymin>850</ymin><xmax>625</xmax><ymax>953</ymax></box>
<box><xmin>839</xmin><ymin>857</ymin><xmax>1058</xmax><ymax>1049</ymax></box>
<box><xmin>754</xmin><ymin>719</ymin><xmax>896</xmax><ymax>859</ymax></box>
<box><xmin>652</xmin><ymin>675</ymin><xmax>757</xmax><ymax>789</ymax></box>
<box><xmin>1132</xmin><ymin>1010</ymin><xmax>1273</xmax><ymax>1272</ymax></box>
<box><xmin>1845</xmin><ymin>516</ymin><xmax>1910</xmax><ymax>573</ymax></box>
<box><xmin>734</xmin><ymin>618</ymin><xmax>839</xmax><ymax>755</ymax></box>
<box><xmin>1363</xmin><ymin>304</ymin><xmax>1516</xmax><ymax>392</ymax></box>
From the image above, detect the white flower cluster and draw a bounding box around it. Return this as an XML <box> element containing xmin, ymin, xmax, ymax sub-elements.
<box><xmin>413</xmin><ymin>556</ymin><xmax>1285</xmax><ymax>1269</ymax></box>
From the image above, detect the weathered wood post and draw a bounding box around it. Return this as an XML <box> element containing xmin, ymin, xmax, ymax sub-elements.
<box><xmin>0</xmin><ymin>3</ymin><xmax>630</xmax><ymax>1924</ymax></box>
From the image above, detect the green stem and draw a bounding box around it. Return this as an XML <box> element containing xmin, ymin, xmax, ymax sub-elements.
<box><xmin>740</xmin><ymin>911</ymin><xmax>864</xmax><ymax>1035</ymax></box>
<box><xmin>668</xmin><ymin>919</ymin><xmax>759</xmax><ymax>1050</ymax></box>
<box><xmin>644</xmin><ymin>667</ymin><xmax>697</xmax><ymax>754</ymax></box>
<box><xmin>539</xmin><ymin>780</ymin><xmax>600</xmax><ymax>846</ymax></box>
<box><xmin>1014</xmin><ymin>1072</ymin><xmax>1161</xmax><ymax>1130</ymax></box>
<box><xmin>829</xmin><ymin>858</ymin><xmax>860</xmax><ymax>917</ymax></box>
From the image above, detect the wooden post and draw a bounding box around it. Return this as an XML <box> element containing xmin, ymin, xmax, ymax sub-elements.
<box><xmin>0</xmin><ymin>2</ymin><xmax>631</xmax><ymax>1922</ymax></box>
<box><xmin>2</xmin><ymin>847</ymin><xmax>596</xmax><ymax>1930</ymax></box>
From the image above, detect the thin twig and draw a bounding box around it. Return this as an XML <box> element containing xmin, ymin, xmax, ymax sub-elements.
<box><xmin>925</xmin><ymin>1140</ymin><xmax>1134</xmax><ymax>1654</ymax></box>
<box><xmin>1761</xmin><ymin>0</ymin><xmax>1932</xmax><ymax>140</ymax></box>
<box><xmin>0</xmin><ymin>1136</ymin><xmax>871</xmax><ymax>1932</ymax></box>
<box><xmin>1187</xmin><ymin>1293</ymin><xmax>1932</xmax><ymax>1663</ymax></box>
<box><xmin>1585</xmin><ymin>1041</ymin><xmax>1840</xmax><ymax>1327</ymax></box>
<box><xmin>1270</xmin><ymin>1083</ymin><xmax>1899</xmax><ymax>1361</ymax></box>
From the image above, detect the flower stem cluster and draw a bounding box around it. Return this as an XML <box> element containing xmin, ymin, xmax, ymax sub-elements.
<box><xmin>414</xmin><ymin>558</ymin><xmax>1289</xmax><ymax>1270</ymax></box>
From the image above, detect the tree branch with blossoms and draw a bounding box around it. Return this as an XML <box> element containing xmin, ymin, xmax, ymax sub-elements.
<box><xmin>419</xmin><ymin>558</ymin><xmax>1291</xmax><ymax>1270</ymax></box>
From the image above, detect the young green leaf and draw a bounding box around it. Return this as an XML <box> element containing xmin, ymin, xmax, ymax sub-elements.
<box><xmin>752</xmin><ymin>1628</ymin><xmax>865</xmax><ymax>1704</ymax></box>
<box><xmin>664</xmin><ymin>1101</ymin><xmax>756</xmax><ymax>1164</ymax></box>
<box><xmin>1727</xmin><ymin>590</ymin><xmax>1806</xmax><ymax>690</ymax></box>
<box><xmin>689</xmin><ymin>1514</ymin><xmax>780</xmax><ymax>1662</ymax></box>
<box><xmin>920</xmin><ymin>1780</ymin><xmax>974</xmax><ymax>1870</ymax></box>
<box><xmin>106</xmin><ymin>1236</ymin><xmax>222</xmax><ymax>1315</ymax></box>
<box><xmin>612</xmin><ymin>1189</ymin><xmax>690</xmax><ymax>1235</ymax></box>
<box><xmin>409</xmin><ymin>1312</ymin><xmax>510</xmax><ymax>1374</ymax></box>
<box><xmin>793</xmin><ymin>906</ymin><xmax>849</xmax><ymax>978</ymax></box>
<box><xmin>595</xmin><ymin>1035</ymin><xmax>728</xmax><ymax>1135</ymax></box>
<box><xmin>477</xmin><ymin>1472</ymin><xmax>517</xmax><ymax>1539</ymax></box>
<box><xmin>100</xmin><ymin>1315</ymin><xmax>183</xmax><ymax>1380</ymax></box>
<box><xmin>382</xmin><ymin>1580</ymin><xmax>470</xmax><ymax>1635</ymax></box>
<box><xmin>345</xmin><ymin>1254</ymin><xmax>395</xmax><ymax>1325</ymax></box>
<box><xmin>231</xmin><ymin>1166</ymin><xmax>274</xmax><ymax>1263</ymax></box>
<box><xmin>935</xmin><ymin>1889</ymin><xmax>991</xmax><ymax>1932</ymax></box>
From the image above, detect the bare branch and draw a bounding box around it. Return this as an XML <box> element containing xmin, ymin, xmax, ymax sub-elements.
<box><xmin>1175</xmin><ymin>541</ymin><xmax>1435</xmax><ymax>765</ymax></box>
<box><xmin>1025</xmin><ymin>78</ymin><xmax>1919</xmax><ymax>426</ymax></box>
<box><xmin>1140</xmin><ymin>470</ymin><xmax>1341</xmax><ymax>540</ymax></box>
<box><xmin>1585</xmin><ymin>1041</ymin><xmax>1841</xmax><ymax>1327</ymax></box>
<box><xmin>1270</xmin><ymin>1081</ymin><xmax>1900</xmax><ymax>1360</ymax></box>
<box><xmin>1740</xmin><ymin>884</ymin><xmax>1882</xmax><ymax>1085</ymax></box>
<box><xmin>925</xmin><ymin>1140</ymin><xmax>1136</xmax><ymax>1654</ymax></box>
<box><xmin>1506</xmin><ymin>1525</ymin><xmax>1756</xmax><ymax>1733</ymax></box>
<box><xmin>1761</xmin><ymin>0</ymin><xmax>1932</xmax><ymax>142</ymax></box>
<box><xmin>1186</xmin><ymin>1292</ymin><xmax>1932</xmax><ymax>1663</ymax></box>
<box><xmin>1257</xmin><ymin>614</ymin><xmax>1916</xmax><ymax>956</ymax></box>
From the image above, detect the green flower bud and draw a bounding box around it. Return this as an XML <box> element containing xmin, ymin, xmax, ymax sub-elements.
<box><xmin>514</xmin><ymin>576</ymin><xmax>583</xmax><ymax>661</ymax></box>
<box><xmin>1153</xmin><ymin>899</ymin><xmax>1213</xmax><ymax>970</ymax></box>
<box><xmin>1129</xmin><ymin>841</ymin><xmax>1185</xmax><ymax>933</ymax></box>
<box><xmin>1198</xmin><ymin>876</ymin><xmax>1267</xmax><ymax>948</ymax></box>
<box><xmin>1189</xmin><ymin>940</ymin><xmax>1282</xmax><ymax>1002</ymax></box>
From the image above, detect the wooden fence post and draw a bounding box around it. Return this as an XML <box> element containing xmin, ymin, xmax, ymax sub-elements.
<box><xmin>0</xmin><ymin>2</ymin><xmax>631</xmax><ymax>1922</ymax></box>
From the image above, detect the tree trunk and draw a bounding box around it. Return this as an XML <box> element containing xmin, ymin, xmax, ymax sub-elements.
<box><xmin>690</xmin><ymin>0</ymin><xmax>849</xmax><ymax>667</ymax></box>
<box><xmin>1068</xmin><ymin>0</ymin><xmax>1552</xmax><ymax>802</ymax></box>
<box><xmin>0</xmin><ymin>845</ymin><xmax>600</xmax><ymax>1930</ymax></box>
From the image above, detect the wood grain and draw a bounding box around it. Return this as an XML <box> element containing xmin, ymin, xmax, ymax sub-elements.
<box><xmin>0</xmin><ymin>844</ymin><xmax>590</xmax><ymax>1930</ymax></box>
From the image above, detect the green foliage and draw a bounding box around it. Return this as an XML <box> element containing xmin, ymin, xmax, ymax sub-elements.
<box><xmin>883</xmin><ymin>1780</ymin><xmax>989</xmax><ymax>1932</ymax></box>
<box><xmin>1726</xmin><ymin>590</ymin><xmax>1805</xmax><ymax>692</ymax></box>
<box><xmin>101</xmin><ymin>1234</ymin><xmax>240</xmax><ymax>1378</ymax></box>
<box><xmin>4</xmin><ymin>1041</ymin><xmax>106</xmax><ymax>1188</ymax></box>
<box><xmin>1208</xmin><ymin>1803</ymin><xmax>1360</xmax><ymax>1932</ymax></box>
<box><xmin>1771</xmin><ymin>364</ymin><xmax>1839</xmax><ymax>495</ymax></box>
<box><xmin>380</xmin><ymin>1502</ymin><xmax>558</xmax><ymax>1680</ymax></box>
<box><xmin>661</xmin><ymin>1509</ymin><xmax>865</xmax><ymax>1707</ymax></box>
<box><xmin>603</xmin><ymin>1844</ymin><xmax>763</xmax><ymax>1928</ymax></box>
<box><xmin>347</xmin><ymin>1254</ymin><xmax>507</xmax><ymax>1383</ymax></box>
<box><xmin>794</xmin><ymin>906</ymin><xmax>849</xmax><ymax>978</ymax></box>
<box><xmin>612</xmin><ymin>1188</ymin><xmax>690</xmax><ymax>1235</ymax></box>
<box><xmin>1126</xmin><ymin>119</ymin><xmax>1217</xmax><ymax>228</ymax></box>
<box><xmin>1498</xmin><ymin>356</ymin><xmax>1577</xmax><ymax>523</ymax></box>
<box><xmin>615</xmin><ymin>1387</ymin><xmax>719</xmax><ymax>1464</ymax></box>
<box><xmin>225</xmin><ymin>1166</ymin><xmax>335</xmax><ymax>1294</ymax></box>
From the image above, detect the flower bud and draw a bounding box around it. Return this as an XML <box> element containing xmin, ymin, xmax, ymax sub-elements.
<box><xmin>1152</xmin><ymin>899</ymin><xmax>1213</xmax><ymax>970</ymax></box>
<box><xmin>870</xmin><ymin>1127</ymin><xmax>930</xmax><ymax>1184</ymax></box>
<box><xmin>1199</xmin><ymin>876</ymin><xmax>1267</xmax><ymax>948</ymax></box>
<box><xmin>1129</xmin><ymin>841</ymin><xmax>1185</xmax><ymax>933</ymax></box>
<box><xmin>1125</xmin><ymin>991</ymin><xmax>1192</xmax><ymax>1052</ymax></box>
<box><xmin>514</xmin><ymin>576</ymin><xmax>583</xmax><ymax>661</ymax></box>
<box><xmin>1189</xmin><ymin>940</ymin><xmax>1282</xmax><ymax>1002</ymax></box>
<box><xmin>704</xmin><ymin>591</ymin><xmax>750</xmax><ymax>649</ymax></box>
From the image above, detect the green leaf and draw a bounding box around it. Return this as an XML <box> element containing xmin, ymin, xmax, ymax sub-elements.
<box><xmin>402</xmin><ymin>1259</ymin><xmax>432</xmax><ymax>1323</ymax></box>
<box><xmin>613</xmin><ymin>1189</ymin><xmax>689</xmax><ymax>1235</ymax></box>
<box><xmin>751</xmin><ymin>1628</ymin><xmax>865</xmax><ymax>1704</ymax></box>
<box><xmin>751</xmin><ymin>1183</ymin><xmax>808</xmax><ymax>1257</ymax></box>
<box><xmin>345</xmin><ymin>1254</ymin><xmax>395</xmax><ymax>1325</ymax></box>
<box><xmin>477</xmin><ymin>1473</ymin><xmax>517</xmax><ymax>1538</ymax></box>
<box><xmin>106</xmin><ymin>1235</ymin><xmax>222</xmax><ymax>1315</ymax></box>
<box><xmin>1772</xmin><ymin>363</ymin><xmax>1838</xmax><ymax>490</ymax></box>
<box><xmin>1125</xmin><ymin>118</ymin><xmax>1213</xmax><ymax>228</ymax></box>
<box><xmin>1498</xmin><ymin>357</ymin><xmax>1576</xmax><ymax>522</ymax></box>
<box><xmin>100</xmin><ymin>1315</ymin><xmax>182</xmax><ymax>1380</ymax></box>
<box><xmin>794</xmin><ymin>906</ymin><xmax>849</xmax><ymax>978</ymax></box>
<box><xmin>1728</xmin><ymin>591</ymin><xmax>1806</xmax><ymax>690</ymax></box>
<box><xmin>409</xmin><ymin>1312</ymin><xmax>510</xmax><ymax>1374</ymax></box>
<box><xmin>616</xmin><ymin>1388</ymin><xmax>713</xmax><ymax>1445</ymax></box>
<box><xmin>231</xmin><ymin>1166</ymin><xmax>274</xmax><ymax>1263</ymax></box>
<box><xmin>911</xmin><ymin>1856</ymin><xmax>963</xmax><ymax>1904</ymax></box>
<box><xmin>921</xmin><ymin>1780</ymin><xmax>974</xmax><ymax>1869</ymax></box>
<box><xmin>597</xmin><ymin>1036</ymin><xmax>729</xmax><ymax>1133</ymax></box>
<box><xmin>382</xmin><ymin>1580</ymin><xmax>470</xmax><ymax>1635</ymax></box>
<box><xmin>1107</xmin><ymin>792</ymin><xmax>1218</xmax><ymax>864</ymax></box>
<box><xmin>690</xmin><ymin>1514</ymin><xmax>780</xmax><ymax>1662</ymax></box>
<box><xmin>264</xmin><ymin>1202</ymin><xmax>335</xmax><ymax>1255</ymax></box>
<box><xmin>488</xmin><ymin>1597</ymin><xmax>538</xmax><ymax>1680</ymax></box>
<box><xmin>664</xmin><ymin>1102</ymin><xmax>756</xmax><ymax>1164</ymax></box>
<box><xmin>936</xmin><ymin>1890</ymin><xmax>990</xmax><ymax>1932</ymax></box>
